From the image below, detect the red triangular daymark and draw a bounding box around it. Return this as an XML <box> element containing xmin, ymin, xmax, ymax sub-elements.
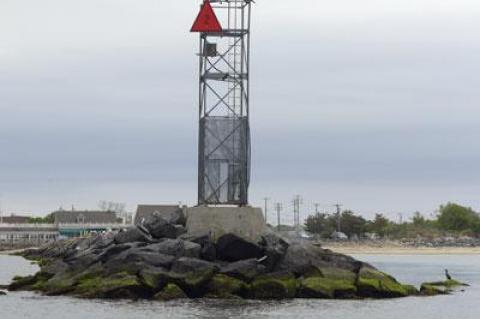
<box><xmin>190</xmin><ymin>0</ymin><xmax>222</xmax><ymax>33</ymax></box>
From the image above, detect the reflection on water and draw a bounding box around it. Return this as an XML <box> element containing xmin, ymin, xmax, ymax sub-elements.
<box><xmin>0</xmin><ymin>254</ymin><xmax>479</xmax><ymax>319</ymax></box>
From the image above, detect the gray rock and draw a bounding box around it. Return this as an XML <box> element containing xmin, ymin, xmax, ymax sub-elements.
<box><xmin>146</xmin><ymin>239</ymin><xmax>183</xmax><ymax>256</ymax></box>
<box><xmin>220</xmin><ymin>259</ymin><xmax>266</xmax><ymax>282</ymax></box>
<box><xmin>171</xmin><ymin>257</ymin><xmax>219</xmax><ymax>274</ymax></box>
<box><xmin>258</xmin><ymin>233</ymin><xmax>289</xmax><ymax>271</ymax></box>
<box><xmin>216</xmin><ymin>234</ymin><xmax>264</xmax><ymax>262</ymax></box>
<box><xmin>126</xmin><ymin>251</ymin><xmax>175</xmax><ymax>268</ymax></box>
<box><xmin>200</xmin><ymin>242</ymin><xmax>217</xmax><ymax>261</ymax></box>
<box><xmin>42</xmin><ymin>260</ymin><xmax>70</xmax><ymax>276</ymax></box>
<box><xmin>186</xmin><ymin>235</ymin><xmax>217</xmax><ymax>261</ymax></box>
<box><xmin>64</xmin><ymin>251</ymin><xmax>100</xmax><ymax>272</ymax></box>
<box><xmin>143</xmin><ymin>209</ymin><xmax>186</xmax><ymax>226</ymax></box>
<box><xmin>101</xmin><ymin>246</ymin><xmax>175</xmax><ymax>274</ymax></box>
<box><xmin>142</xmin><ymin>239</ymin><xmax>201</xmax><ymax>259</ymax></box>
<box><xmin>174</xmin><ymin>225</ymin><xmax>187</xmax><ymax>237</ymax></box>
<box><xmin>275</xmin><ymin>241</ymin><xmax>360</xmax><ymax>275</ymax></box>
<box><xmin>97</xmin><ymin>242</ymin><xmax>139</xmax><ymax>263</ymax></box>
<box><xmin>114</xmin><ymin>227</ymin><xmax>153</xmax><ymax>245</ymax></box>
<box><xmin>183</xmin><ymin>241</ymin><xmax>202</xmax><ymax>258</ymax></box>
<box><xmin>142</xmin><ymin>214</ymin><xmax>178</xmax><ymax>239</ymax></box>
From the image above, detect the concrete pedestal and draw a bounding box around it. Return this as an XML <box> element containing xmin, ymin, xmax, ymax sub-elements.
<box><xmin>185</xmin><ymin>206</ymin><xmax>266</xmax><ymax>243</ymax></box>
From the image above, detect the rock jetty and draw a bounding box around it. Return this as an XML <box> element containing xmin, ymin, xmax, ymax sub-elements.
<box><xmin>6</xmin><ymin>211</ymin><xmax>465</xmax><ymax>300</ymax></box>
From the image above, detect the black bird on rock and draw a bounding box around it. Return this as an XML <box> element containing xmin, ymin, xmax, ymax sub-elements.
<box><xmin>445</xmin><ymin>269</ymin><xmax>452</xmax><ymax>280</ymax></box>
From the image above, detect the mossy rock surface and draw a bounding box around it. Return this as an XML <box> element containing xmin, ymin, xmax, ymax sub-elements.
<box><xmin>419</xmin><ymin>279</ymin><xmax>467</xmax><ymax>296</ymax></box>
<box><xmin>356</xmin><ymin>268</ymin><xmax>408</xmax><ymax>298</ymax></box>
<box><xmin>423</xmin><ymin>279</ymin><xmax>467</xmax><ymax>288</ymax></box>
<box><xmin>250</xmin><ymin>272</ymin><xmax>297</xmax><ymax>299</ymax></box>
<box><xmin>420</xmin><ymin>284</ymin><xmax>449</xmax><ymax>296</ymax></box>
<box><xmin>299</xmin><ymin>277</ymin><xmax>357</xmax><ymax>298</ymax></box>
<box><xmin>74</xmin><ymin>272</ymin><xmax>147</xmax><ymax>299</ymax></box>
<box><xmin>138</xmin><ymin>268</ymin><xmax>169</xmax><ymax>291</ymax></box>
<box><xmin>9</xmin><ymin>272</ymin><xmax>53</xmax><ymax>291</ymax></box>
<box><xmin>317</xmin><ymin>266</ymin><xmax>356</xmax><ymax>282</ymax></box>
<box><xmin>402</xmin><ymin>284</ymin><xmax>419</xmax><ymax>296</ymax></box>
<box><xmin>154</xmin><ymin>283</ymin><xmax>187</xmax><ymax>301</ymax></box>
<box><xmin>183</xmin><ymin>269</ymin><xmax>216</xmax><ymax>288</ymax></box>
<box><xmin>30</xmin><ymin>272</ymin><xmax>76</xmax><ymax>295</ymax></box>
<box><xmin>206</xmin><ymin>274</ymin><xmax>249</xmax><ymax>298</ymax></box>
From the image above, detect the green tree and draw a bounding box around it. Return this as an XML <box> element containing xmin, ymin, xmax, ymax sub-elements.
<box><xmin>28</xmin><ymin>213</ymin><xmax>55</xmax><ymax>224</ymax></box>
<box><xmin>304</xmin><ymin>213</ymin><xmax>328</xmax><ymax>235</ymax></box>
<box><xmin>412</xmin><ymin>212</ymin><xmax>427</xmax><ymax>226</ymax></box>
<box><xmin>338</xmin><ymin>210</ymin><xmax>367</xmax><ymax>238</ymax></box>
<box><xmin>437</xmin><ymin>203</ymin><xmax>480</xmax><ymax>233</ymax></box>
<box><xmin>368</xmin><ymin>214</ymin><xmax>391</xmax><ymax>237</ymax></box>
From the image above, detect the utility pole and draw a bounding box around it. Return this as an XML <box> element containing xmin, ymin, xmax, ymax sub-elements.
<box><xmin>274</xmin><ymin>203</ymin><xmax>283</xmax><ymax>230</ymax></box>
<box><xmin>263</xmin><ymin>197</ymin><xmax>270</xmax><ymax>224</ymax></box>
<box><xmin>334</xmin><ymin>203</ymin><xmax>343</xmax><ymax>232</ymax></box>
<box><xmin>292</xmin><ymin>195</ymin><xmax>303</xmax><ymax>229</ymax></box>
<box><xmin>398</xmin><ymin>213</ymin><xmax>403</xmax><ymax>224</ymax></box>
<box><xmin>0</xmin><ymin>194</ymin><xmax>3</xmax><ymax>224</ymax></box>
<box><xmin>313</xmin><ymin>203</ymin><xmax>320</xmax><ymax>215</ymax></box>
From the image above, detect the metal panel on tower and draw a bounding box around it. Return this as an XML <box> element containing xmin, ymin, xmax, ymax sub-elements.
<box><xmin>191</xmin><ymin>0</ymin><xmax>253</xmax><ymax>206</ymax></box>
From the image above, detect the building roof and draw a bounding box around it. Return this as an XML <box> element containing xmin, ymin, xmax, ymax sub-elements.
<box><xmin>134</xmin><ymin>205</ymin><xmax>182</xmax><ymax>225</ymax></box>
<box><xmin>53</xmin><ymin>210</ymin><xmax>120</xmax><ymax>224</ymax></box>
<box><xmin>0</xmin><ymin>215</ymin><xmax>31</xmax><ymax>224</ymax></box>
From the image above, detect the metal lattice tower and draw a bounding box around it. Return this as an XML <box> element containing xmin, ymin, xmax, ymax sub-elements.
<box><xmin>192</xmin><ymin>0</ymin><xmax>253</xmax><ymax>206</ymax></box>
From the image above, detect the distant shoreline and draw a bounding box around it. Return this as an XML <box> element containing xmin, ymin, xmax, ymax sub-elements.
<box><xmin>323</xmin><ymin>244</ymin><xmax>480</xmax><ymax>255</ymax></box>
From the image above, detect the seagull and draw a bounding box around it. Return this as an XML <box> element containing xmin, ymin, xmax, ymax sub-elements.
<box><xmin>445</xmin><ymin>269</ymin><xmax>452</xmax><ymax>280</ymax></box>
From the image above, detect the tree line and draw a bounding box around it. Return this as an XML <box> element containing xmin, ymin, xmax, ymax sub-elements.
<box><xmin>304</xmin><ymin>202</ymin><xmax>480</xmax><ymax>239</ymax></box>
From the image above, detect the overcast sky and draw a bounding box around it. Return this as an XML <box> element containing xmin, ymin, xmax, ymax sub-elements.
<box><xmin>1</xmin><ymin>0</ymin><xmax>479</xmax><ymax>222</ymax></box>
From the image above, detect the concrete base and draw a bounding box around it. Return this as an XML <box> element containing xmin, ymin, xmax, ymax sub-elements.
<box><xmin>185</xmin><ymin>206</ymin><xmax>267</xmax><ymax>243</ymax></box>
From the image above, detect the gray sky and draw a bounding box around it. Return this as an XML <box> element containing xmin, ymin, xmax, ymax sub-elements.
<box><xmin>1</xmin><ymin>0</ymin><xmax>479</xmax><ymax>222</ymax></box>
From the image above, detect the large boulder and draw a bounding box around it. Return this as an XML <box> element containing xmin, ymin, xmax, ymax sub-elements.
<box><xmin>220</xmin><ymin>259</ymin><xmax>266</xmax><ymax>282</ymax></box>
<box><xmin>41</xmin><ymin>260</ymin><xmax>70</xmax><ymax>276</ymax></box>
<box><xmin>114</xmin><ymin>227</ymin><xmax>153</xmax><ymax>245</ymax></box>
<box><xmin>142</xmin><ymin>239</ymin><xmax>201</xmax><ymax>259</ymax></box>
<box><xmin>217</xmin><ymin>234</ymin><xmax>264</xmax><ymax>262</ymax></box>
<box><xmin>138</xmin><ymin>267</ymin><xmax>170</xmax><ymax>291</ymax></box>
<box><xmin>275</xmin><ymin>241</ymin><xmax>360</xmax><ymax>276</ymax></box>
<box><xmin>63</xmin><ymin>250</ymin><xmax>101</xmax><ymax>273</ymax></box>
<box><xmin>73</xmin><ymin>271</ymin><xmax>148</xmax><ymax>299</ymax></box>
<box><xmin>97</xmin><ymin>243</ymin><xmax>142</xmax><ymax>263</ymax></box>
<box><xmin>102</xmin><ymin>248</ymin><xmax>174</xmax><ymax>274</ymax></box>
<box><xmin>142</xmin><ymin>214</ymin><xmax>183</xmax><ymax>239</ymax></box>
<box><xmin>206</xmin><ymin>274</ymin><xmax>249</xmax><ymax>298</ymax></box>
<box><xmin>186</xmin><ymin>235</ymin><xmax>217</xmax><ymax>262</ymax></box>
<box><xmin>356</xmin><ymin>267</ymin><xmax>409</xmax><ymax>298</ymax></box>
<box><xmin>258</xmin><ymin>233</ymin><xmax>289</xmax><ymax>271</ymax></box>
<box><xmin>171</xmin><ymin>257</ymin><xmax>218</xmax><ymax>274</ymax></box>
<box><xmin>125</xmin><ymin>251</ymin><xmax>175</xmax><ymax>268</ymax></box>
<box><xmin>153</xmin><ymin>283</ymin><xmax>187</xmax><ymax>301</ymax></box>
<box><xmin>299</xmin><ymin>277</ymin><xmax>357</xmax><ymax>298</ymax></box>
<box><xmin>250</xmin><ymin>272</ymin><xmax>297</xmax><ymax>299</ymax></box>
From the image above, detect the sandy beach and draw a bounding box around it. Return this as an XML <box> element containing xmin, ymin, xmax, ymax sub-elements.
<box><xmin>324</xmin><ymin>244</ymin><xmax>480</xmax><ymax>255</ymax></box>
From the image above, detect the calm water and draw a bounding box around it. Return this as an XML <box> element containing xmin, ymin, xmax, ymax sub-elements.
<box><xmin>0</xmin><ymin>254</ymin><xmax>479</xmax><ymax>319</ymax></box>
